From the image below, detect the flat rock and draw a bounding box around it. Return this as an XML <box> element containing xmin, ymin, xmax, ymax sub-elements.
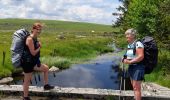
<box><xmin>0</xmin><ymin>77</ymin><xmax>13</xmax><ymax>84</ymax></box>
<box><xmin>49</xmin><ymin>66</ymin><xmax>59</xmax><ymax>72</ymax></box>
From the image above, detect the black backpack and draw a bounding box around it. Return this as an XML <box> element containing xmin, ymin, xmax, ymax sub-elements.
<box><xmin>134</xmin><ymin>36</ymin><xmax>158</xmax><ymax>74</ymax></box>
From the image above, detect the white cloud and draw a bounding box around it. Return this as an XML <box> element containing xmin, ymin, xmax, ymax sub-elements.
<box><xmin>0</xmin><ymin>0</ymin><xmax>12</xmax><ymax>5</ymax></box>
<box><xmin>0</xmin><ymin>0</ymin><xmax>121</xmax><ymax>25</ymax></box>
<box><xmin>66</xmin><ymin>5</ymin><xmax>110</xmax><ymax>24</ymax></box>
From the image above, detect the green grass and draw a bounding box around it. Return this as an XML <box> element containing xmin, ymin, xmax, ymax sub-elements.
<box><xmin>112</xmin><ymin>34</ymin><xmax>127</xmax><ymax>49</ymax></box>
<box><xmin>0</xmin><ymin>18</ymin><xmax>117</xmax><ymax>77</ymax></box>
<box><xmin>43</xmin><ymin>36</ymin><xmax>113</xmax><ymax>58</ymax></box>
<box><xmin>0</xmin><ymin>18</ymin><xmax>118</xmax><ymax>33</ymax></box>
<box><xmin>145</xmin><ymin>49</ymin><xmax>170</xmax><ymax>88</ymax></box>
<box><xmin>41</xmin><ymin>56</ymin><xmax>71</xmax><ymax>69</ymax></box>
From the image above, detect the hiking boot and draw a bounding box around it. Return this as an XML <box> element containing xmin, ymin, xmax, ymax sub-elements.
<box><xmin>44</xmin><ymin>84</ymin><xmax>54</xmax><ymax>90</ymax></box>
<box><xmin>23</xmin><ymin>97</ymin><xmax>31</xmax><ymax>100</ymax></box>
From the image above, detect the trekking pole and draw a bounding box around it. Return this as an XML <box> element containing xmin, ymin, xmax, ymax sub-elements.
<box><xmin>120</xmin><ymin>55</ymin><xmax>127</xmax><ymax>100</ymax></box>
<box><xmin>123</xmin><ymin>55</ymin><xmax>127</xmax><ymax>100</ymax></box>
<box><xmin>119</xmin><ymin>68</ymin><xmax>123</xmax><ymax>100</ymax></box>
<box><xmin>119</xmin><ymin>62</ymin><xmax>125</xmax><ymax>100</ymax></box>
<box><xmin>123</xmin><ymin>62</ymin><xmax>125</xmax><ymax>100</ymax></box>
<box><xmin>123</xmin><ymin>71</ymin><xmax>126</xmax><ymax>91</ymax></box>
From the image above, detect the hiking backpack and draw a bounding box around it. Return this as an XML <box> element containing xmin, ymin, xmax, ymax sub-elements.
<box><xmin>10</xmin><ymin>29</ymin><xmax>30</xmax><ymax>67</ymax></box>
<box><xmin>134</xmin><ymin>36</ymin><xmax>158</xmax><ymax>74</ymax></box>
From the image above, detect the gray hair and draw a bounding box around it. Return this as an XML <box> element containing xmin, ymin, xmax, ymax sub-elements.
<box><xmin>125</xmin><ymin>28</ymin><xmax>137</xmax><ymax>38</ymax></box>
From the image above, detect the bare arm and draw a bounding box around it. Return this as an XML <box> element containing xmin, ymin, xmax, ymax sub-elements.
<box><xmin>26</xmin><ymin>37</ymin><xmax>40</xmax><ymax>56</ymax></box>
<box><xmin>124</xmin><ymin>47</ymin><xmax>144</xmax><ymax>64</ymax></box>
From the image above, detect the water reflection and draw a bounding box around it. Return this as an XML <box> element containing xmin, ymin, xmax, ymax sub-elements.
<box><xmin>13</xmin><ymin>54</ymin><xmax>122</xmax><ymax>89</ymax></box>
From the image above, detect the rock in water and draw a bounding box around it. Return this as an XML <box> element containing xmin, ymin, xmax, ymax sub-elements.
<box><xmin>49</xmin><ymin>66</ymin><xmax>59</xmax><ymax>72</ymax></box>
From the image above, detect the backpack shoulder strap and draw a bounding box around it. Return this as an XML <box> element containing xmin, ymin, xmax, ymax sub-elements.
<box><xmin>133</xmin><ymin>39</ymin><xmax>141</xmax><ymax>55</ymax></box>
<box><xmin>23</xmin><ymin>34</ymin><xmax>31</xmax><ymax>51</ymax></box>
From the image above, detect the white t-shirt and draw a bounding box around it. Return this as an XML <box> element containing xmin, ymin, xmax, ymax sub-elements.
<box><xmin>126</xmin><ymin>41</ymin><xmax>144</xmax><ymax>60</ymax></box>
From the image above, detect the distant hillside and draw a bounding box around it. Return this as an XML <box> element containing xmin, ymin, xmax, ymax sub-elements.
<box><xmin>0</xmin><ymin>18</ymin><xmax>118</xmax><ymax>33</ymax></box>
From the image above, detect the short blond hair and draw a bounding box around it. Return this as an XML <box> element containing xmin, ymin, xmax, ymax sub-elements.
<box><xmin>125</xmin><ymin>28</ymin><xmax>137</xmax><ymax>38</ymax></box>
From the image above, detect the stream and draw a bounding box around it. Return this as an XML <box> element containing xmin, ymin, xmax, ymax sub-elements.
<box><xmin>13</xmin><ymin>53</ymin><xmax>122</xmax><ymax>90</ymax></box>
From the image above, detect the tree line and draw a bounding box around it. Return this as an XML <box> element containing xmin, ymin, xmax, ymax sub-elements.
<box><xmin>114</xmin><ymin>0</ymin><xmax>170</xmax><ymax>50</ymax></box>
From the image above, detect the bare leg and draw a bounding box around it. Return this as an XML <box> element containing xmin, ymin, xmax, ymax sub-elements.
<box><xmin>23</xmin><ymin>73</ymin><xmax>32</xmax><ymax>97</ymax></box>
<box><xmin>131</xmin><ymin>79</ymin><xmax>136</xmax><ymax>99</ymax></box>
<box><xmin>34</xmin><ymin>64</ymin><xmax>49</xmax><ymax>85</ymax></box>
<box><xmin>132</xmin><ymin>80</ymin><xmax>142</xmax><ymax>100</ymax></box>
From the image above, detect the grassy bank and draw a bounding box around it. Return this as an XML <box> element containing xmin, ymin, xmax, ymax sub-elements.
<box><xmin>0</xmin><ymin>18</ymin><xmax>116</xmax><ymax>77</ymax></box>
<box><xmin>40</xmin><ymin>33</ymin><xmax>114</xmax><ymax>69</ymax></box>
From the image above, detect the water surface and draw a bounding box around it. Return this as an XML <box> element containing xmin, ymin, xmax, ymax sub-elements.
<box><xmin>14</xmin><ymin>53</ymin><xmax>121</xmax><ymax>89</ymax></box>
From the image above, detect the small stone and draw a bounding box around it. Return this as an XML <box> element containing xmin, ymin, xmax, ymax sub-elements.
<box><xmin>49</xmin><ymin>66</ymin><xmax>59</xmax><ymax>72</ymax></box>
<box><xmin>0</xmin><ymin>77</ymin><xmax>13</xmax><ymax>84</ymax></box>
<box><xmin>152</xmin><ymin>89</ymin><xmax>157</xmax><ymax>92</ymax></box>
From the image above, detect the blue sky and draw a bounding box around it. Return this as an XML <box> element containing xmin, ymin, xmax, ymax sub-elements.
<box><xmin>0</xmin><ymin>0</ymin><xmax>121</xmax><ymax>25</ymax></box>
